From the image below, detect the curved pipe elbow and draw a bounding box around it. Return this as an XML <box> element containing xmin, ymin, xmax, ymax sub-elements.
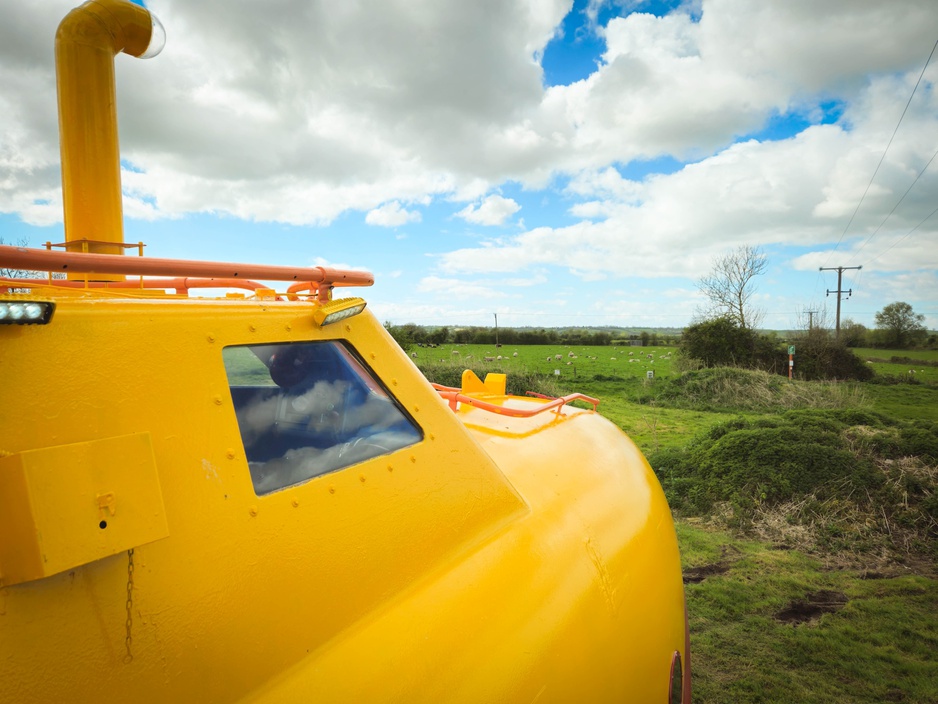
<box><xmin>56</xmin><ymin>0</ymin><xmax>158</xmax><ymax>59</ymax></box>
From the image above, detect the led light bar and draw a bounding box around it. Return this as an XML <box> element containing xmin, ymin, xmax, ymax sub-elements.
<box><xmin>312</xmin><ymin>297</ymin><xmax>367</xmax><ymax>327</ymax></box>
<box><xmin>0</xmin><ymin>301</ymin><xmax>55</xmax><ymax>325</ymax></box>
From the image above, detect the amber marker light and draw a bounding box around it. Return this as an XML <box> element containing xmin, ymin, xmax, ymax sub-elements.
<box><xmin>0</xmin><ymin>301</ymin><xmax>55</xmax><ymax>325</ymax></box>
<box><xmin>312</xmin><ymin>297</ymin><xmax>367</xmax><ymax>327</ymax></box>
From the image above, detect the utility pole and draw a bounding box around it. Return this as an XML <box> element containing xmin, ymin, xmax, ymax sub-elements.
<box><xmin>806</xmin><ymin>310</ymin><xmax>818</xmax><ymax>330</ymax></box>
<box><xmin>819</xmin><ymin>266</ymin><xmax>861</xmax><ymax>337</ymax></box>
<box><xmin>493</xmin><ymin>312</ymin><xmax>500</xmax><ymax>348</ymax></box>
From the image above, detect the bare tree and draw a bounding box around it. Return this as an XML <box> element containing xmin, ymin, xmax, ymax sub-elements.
<box><xmin>697</xmin><ymin>245</ymin><xmax>767</xmax><ymax>330</ymax></box>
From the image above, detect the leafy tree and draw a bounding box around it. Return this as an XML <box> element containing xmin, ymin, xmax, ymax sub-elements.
<box><xmin>696</xmin><ymin>245</ymin><xmax>767</xmax><ymax>330</ymax></box>
<box><xmin>874</xmin><ymin>301</ymin><xmax>926</xmax><ymax>349</ymax></box>
<box><xmin>384</xmin><ymin>322</ymin><xmax>413</xmax><ymax>350</ymax></box>
<box><xmin>427</xmin><ymin>326</ymin><xmax>449</xmax><ymax>346</ymax></box>
<box><xmin>838</xmin><ymin>318</ymin><xmax>869</xmax><ymax>348</ymax></box>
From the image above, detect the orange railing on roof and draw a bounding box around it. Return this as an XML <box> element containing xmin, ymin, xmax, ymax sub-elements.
<box><xmin>431</xmin><ymin>383</ymin><xmax>599</xmax><ymax>417</ymax></box>
<box><xmin>0</xmin><ymin>276</ymin><xmax>277</xmax><ymax>297</ymax></box>
<box><xmin>0</xmin><ymin>245</ymin><xmax>373</xmax><ymax>301</ymax></box>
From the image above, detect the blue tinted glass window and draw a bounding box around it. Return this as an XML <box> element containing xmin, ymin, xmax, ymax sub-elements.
<box><xmin>224</xmin><ymin>341</ymin><xmax>422</xmax><ymax>495</ymax></box>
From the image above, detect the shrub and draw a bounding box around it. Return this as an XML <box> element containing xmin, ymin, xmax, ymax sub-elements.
<box><xmin>651</xmin><ymin>367</ymin><xmax>868</xmax><ymax>412</ymax></box>
<box><xmin>679</xmin><ymin>317</ymin><xmax>759</xmax><ymax>368</ymax></box>
<box><xmin>679</xmin><ymin>317</ymin><xmax>785</xmax><ymax>373</ymax></box>
<box><xmin>788</xmin><ymin>329</ymin><xmax>874</xmax><ymax>381</ymax></box>
<box><xmin>649</xmin><ymin>409</ymin><xmax>938</xmax><ymax>513</ymax></box>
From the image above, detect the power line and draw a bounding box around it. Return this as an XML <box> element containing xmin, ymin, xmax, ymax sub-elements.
<box><xmin>861</xmin><ymin>202</ymin><xmax>938</xmax><ymax>267</ymax></box>
<box><xmin>819</xmin><ymin>37</ymin><xmax>938</xmax><ymax>268</ymax></box>
<box><xmin>850</xmin><ymin>143</ymin><xmax>938</xmax><ymax>260</ymax></box>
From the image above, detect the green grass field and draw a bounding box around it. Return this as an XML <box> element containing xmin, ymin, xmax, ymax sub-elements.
<box><xmin>851</xmin><ymin>347</ymin><xmax>938</xmax><ymax>385</ymax></box>
<box><xmin>414</xmin><ymin>343</ymin><xmax>938</xmax><ymax>703</ymax></box>
<box><xmin>679</xmin><ymin>522</ymin><xmax>938</xmax><ymax>704</ymax></box>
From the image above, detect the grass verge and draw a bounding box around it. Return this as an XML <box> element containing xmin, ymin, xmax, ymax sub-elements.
<box><xmin>678</xmin><ymin>521</ymin><xmax>938</xmax><ymax>704</ymax></box>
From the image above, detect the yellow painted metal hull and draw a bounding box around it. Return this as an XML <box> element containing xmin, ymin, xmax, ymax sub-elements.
<box><xmin>2</xmin><ymin>1</ymin><xmax>688</xmax><ymax>698</ymax></box>
<box><xmin>0</xmin><ymin>293</ymin><xmax>686</xmax><ymax>702</ymax></box>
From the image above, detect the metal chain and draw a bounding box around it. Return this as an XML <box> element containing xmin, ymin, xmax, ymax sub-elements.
<box><xmin>124</xmin><ymin>548</ymin><xmax>135</xmax><ymax>664</ymax></box>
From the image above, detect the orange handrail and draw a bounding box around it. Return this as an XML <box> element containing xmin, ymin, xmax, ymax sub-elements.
<box><xmin>431</xmin><ymin>383</ymin><xmax>599</xmax><ymax>416</ymax></box>
<box><xmin>0</xmin><ymin>276</ymin><xmax>279</xmax><ymax>297</ymax></box>
<box><xmin>0</xmin><ymin>245</ymin><xmax>373</xmax><ymax>300</ymax></box>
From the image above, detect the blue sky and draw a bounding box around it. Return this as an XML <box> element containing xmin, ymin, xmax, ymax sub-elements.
<box><xmin>1</xmin><ymin>0</ymin><xmax>937</xmax><ymax>330</ymax></box>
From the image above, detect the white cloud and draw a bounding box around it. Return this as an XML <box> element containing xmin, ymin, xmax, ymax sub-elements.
<box><xmin>365</xmin><ymin>201</ymin><xmax>422</xmax><ymax>227</ymax></box>
<box><xmin>2</xmin><ymin>0</ymin><xmax>937</xmax><ymax>327</ymax></box>
<box><xmin>440</xmin><ymin>74</ymin><xmax>938</xmax><ymax>284</ymax></box>
<box><xmin>3</xmin><ymin>0</ymin><xmax>936</xmax><ymax>230</ymax></box>
<box><xmin>455</xmin><ymin>195</ymin><xmax>522</xmax><ymax>226</ymax></box>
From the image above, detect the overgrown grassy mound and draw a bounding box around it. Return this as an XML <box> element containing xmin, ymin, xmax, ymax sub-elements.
<box><xmin>638</xmin><ymin>367</ymin><xmax>868</xmax><ymax>412</ymax></box>
<box><xmin>650</xmin><ymin>409</ymin><xmax>938</xmax><ymax>557</ymax></box>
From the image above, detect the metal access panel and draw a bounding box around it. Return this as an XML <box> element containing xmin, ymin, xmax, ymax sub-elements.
<box><xmin>0</xmin><ymin>432</ymin><xmax>169</xmax><ymax>586</ymax></box>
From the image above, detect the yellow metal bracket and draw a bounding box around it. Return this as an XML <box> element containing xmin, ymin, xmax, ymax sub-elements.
<box><xmin>460</xmin><ymin>369</ymin><xmax>507</xmax><ymax>395</ymax></box>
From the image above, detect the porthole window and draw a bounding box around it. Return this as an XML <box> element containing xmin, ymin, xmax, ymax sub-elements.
<box><xmin>224</xmin><ymin>341</ymin><xmax>422</xmax><ymax>495</ymax></box>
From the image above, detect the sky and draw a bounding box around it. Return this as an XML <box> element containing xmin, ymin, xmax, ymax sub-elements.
<box><xmin>1</xmin><ymin>0</ymin><xmax>937</xmax><ymax>331</ymax></box>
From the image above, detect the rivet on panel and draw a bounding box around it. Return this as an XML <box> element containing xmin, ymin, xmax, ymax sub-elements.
<box><xmin>345</xmin><ymin>324</ymin><xmax>352</xmax><ymax>332</ymax></box>
<box><xmin>226</xmin><ymin>449</ymin><xmax>236</xmax><ymax>459</ymax></box>
<box><xmin>359</xmin><ymin>475</ymin><xmax>366</xmax><ymax>483</ymax></box>
<box><xmin>370</xmin><ymin>352</ymin><xmax>376</xmax><ymax>360</ymax></box>
<box><xmin>285</xmin><ymin>324</ymin><xmax>292</xmax><ymax>332</ymax></box>
<box><xmin>410</xmin><ymin>455</ymin><xmax>417</xmax><ymax>463</ymax></box>
<box><xmin>249</xmin><ymin>324</ymin><xmax>257</xmax><ymax>332</ymax></box>
<box><xmin>429</xmin><ymin>433</ymin><xmax>435</xmax><ymax>441</ymax></box>
<box><xmin>414</xmin><ymin>405</ymin><xmax>420</xmax><ymax>412</ymax></box>
<box><xmin>392</xmin><ymin>378</ymin><xmax>398</xmax><ymax>386</ymax></box>
<box><xmin>207</xmin><ymin>334</ymin><xmax>216</xmax><ymax>343</ymax></box>
<box><xmin>291</xmin><ymin>499</ymin><xmax>300</xmax><ymax>508</ymax></box>
<box><xmin>328</xmin><ymin>486</ymin><xmax>335</xmax><ymax>494</ymax></box>
<box><xmin>249</xmin><ymin>506</ymin><xmax>258</xmax><ymax>517</ymax></box>
<box><xmin>387</xmin><ymin>464</ymin><xmax>393</xmax><ymax>473</ymax></box>
<box><xmin>213</xmin><ymin>396</ymin><xmax>223</xmax><ymax>406</ymax></box>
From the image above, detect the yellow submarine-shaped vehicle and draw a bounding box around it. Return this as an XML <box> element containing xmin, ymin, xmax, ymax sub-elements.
<box><xmin>0</xmin><ymin>1</ymin><xmax>690</xmax><ymax>701</ymax></box>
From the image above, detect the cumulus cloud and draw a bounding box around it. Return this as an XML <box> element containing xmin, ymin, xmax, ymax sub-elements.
<box><xmin>365</xmin><ymin>201</ymin><xmax>422</xmax><ymax>227</ymax></box>
<box><xmin>2</xmin><ymin>0</ymin><xmax>937</xmax><ymax>325</ymax></box>
<box><xmin>3</xmin><ymin>0</ymin><xmax>936</xmax><ymax>228</ymax></box>
<box><xmin>455</xmin><ymin>195</ymin><xmax>522</xmax><ymax>226</ymax></box>
<box><xmin>441</xmin><ymin>67</ymin><xmax>938</xmax><ymax>283</ymax></box>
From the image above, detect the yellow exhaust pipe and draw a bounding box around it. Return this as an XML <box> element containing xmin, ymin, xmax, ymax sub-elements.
<box><xmin>55</xmin><ymin>0</ymin><xmax>164</xmax><ymax>273</ymax></box>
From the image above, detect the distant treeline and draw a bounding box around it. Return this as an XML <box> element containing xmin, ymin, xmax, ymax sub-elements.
<box><xmin>383</xmin><ymin>323</ymin><xmax>680</xmax><ymax>348</ymax></box>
